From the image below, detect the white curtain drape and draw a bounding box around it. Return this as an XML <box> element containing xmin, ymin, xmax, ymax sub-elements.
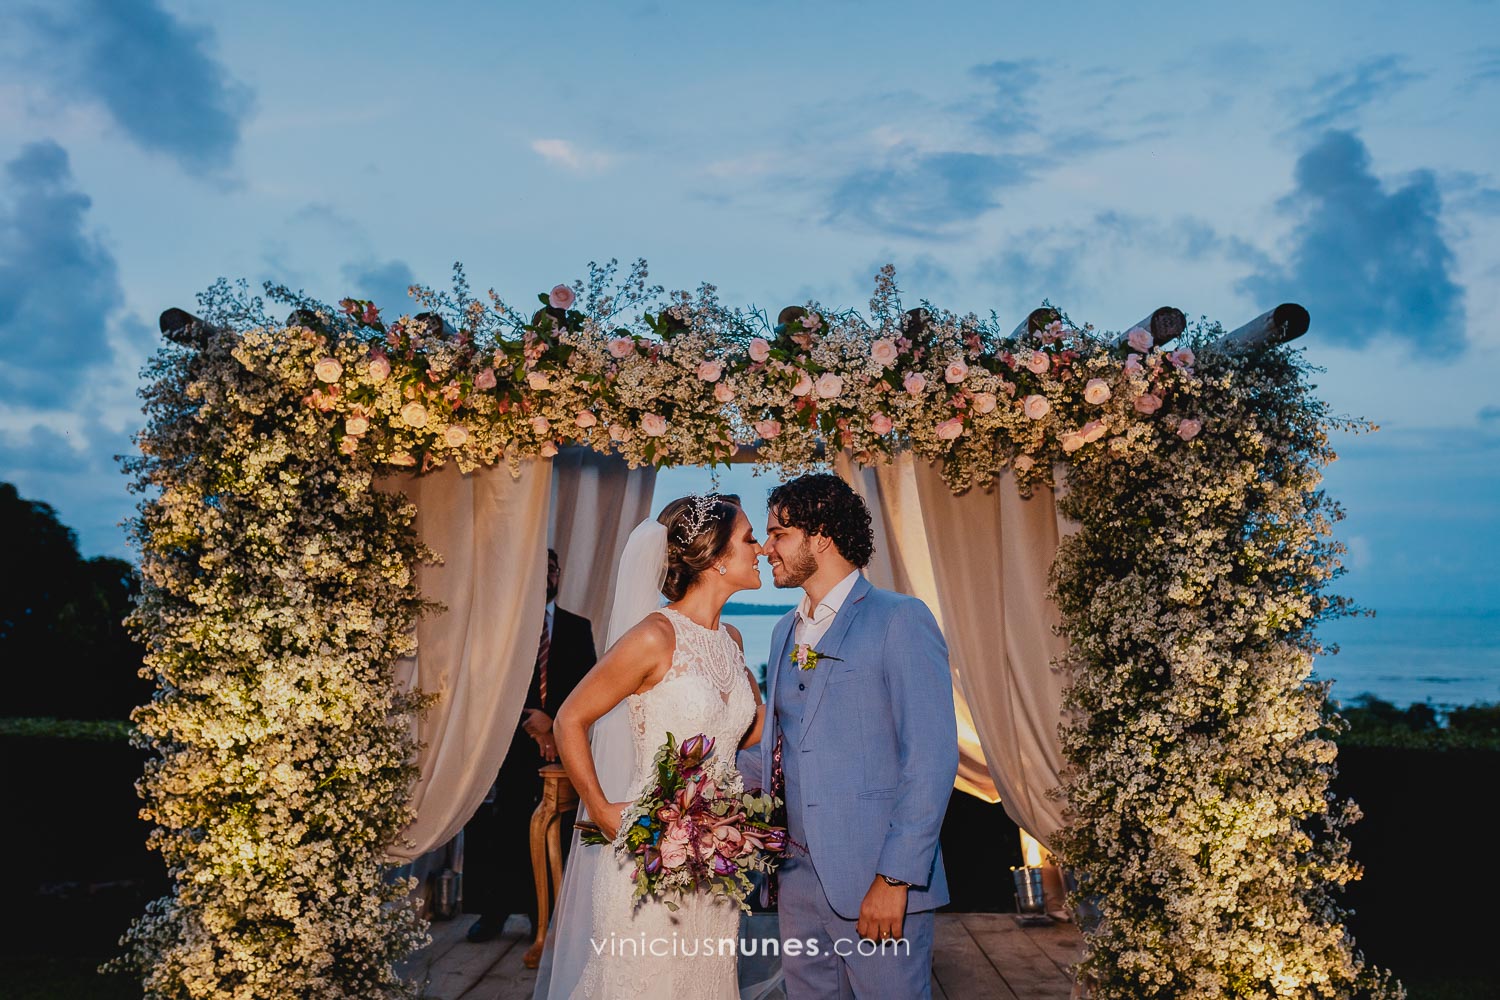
<box><xmin>834</xmin><ymin>451</ymin><xmax>999</xmax><ymax>803</ymax></box>
<box><xmin>532</xmin><ymin>458</ymin><xmax>659</xmax><ymax>1000</ymax></box>
<box><xmin>548</xmin><ymin>446</ymin><xmax>659</xmax><ymax>650</ymax></box>
<box><xmin>377</xmin><ymin>458</ymin><xmax>553</xmax><ymax>862</ymax></box>
<box><xmin>911</xmin><ymin>459</ymin><xmax>1076</xmax><ymax>849</ymax></box>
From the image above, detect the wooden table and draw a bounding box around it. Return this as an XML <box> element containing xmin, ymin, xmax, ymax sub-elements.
<box><xmin>523</xmin><ymin>763</ymin><xmax>578</xmax><ymax>969</ymax></box>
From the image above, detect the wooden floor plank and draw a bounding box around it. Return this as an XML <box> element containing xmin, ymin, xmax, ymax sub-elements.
<box><xmin>460</xmin><ymin>934</ymin><xmax>538</xmax><ymax>1000</ymax></box>
<box><xmin>931</xmin><ymin>914</ymin><xmax>1020</xmax><ymax>1000</ymax></box>
<box><xmin>1023</xmin><ymin>920</ymin><xmax>1084</xmax><ymax>977</ymax></box>
<box><xmin>960</xmin><ymin>914</ymin><xmax>1073</xmax><ymax>1000</ymax></box>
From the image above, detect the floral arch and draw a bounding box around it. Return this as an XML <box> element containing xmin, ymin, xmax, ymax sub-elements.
<box><xmin>114</xmin><ymin>262</ymin><xmax>1398</xmax><ymax>998</ymax></box>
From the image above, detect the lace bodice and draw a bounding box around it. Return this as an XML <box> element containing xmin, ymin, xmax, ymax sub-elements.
<box><xmin>570</xmin><ymin>605</ymin><xmax>757</xmax><ymax>999</ymax></box>
<box><xmin>625</xmin><ymin>607</ymin><xmax>757</xmax><ymax>792</ymax></box>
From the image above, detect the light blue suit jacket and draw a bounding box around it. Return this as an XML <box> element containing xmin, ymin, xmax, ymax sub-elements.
<box><xmin>738</xmin><ymin>574</ymin><xmax>959</xmax><ymax>919</ymax></box>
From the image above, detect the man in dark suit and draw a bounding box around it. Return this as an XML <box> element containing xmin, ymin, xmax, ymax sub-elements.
<box><xmin>465</xmin><ymin>547</ymin><xmax>597</xmax><ymax>942</ymax></box>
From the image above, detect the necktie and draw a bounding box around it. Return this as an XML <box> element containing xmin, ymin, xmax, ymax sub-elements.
<box><xmin>536</xmin><ymin>617</ymin><xmax>551</xmax><ymax>711</ymax></box>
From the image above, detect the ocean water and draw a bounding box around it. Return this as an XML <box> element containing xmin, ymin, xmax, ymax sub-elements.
<box><xmin>720</xmin><ymin>607</ymin><xmax>1500</xmax><ymax>708</ymax></box>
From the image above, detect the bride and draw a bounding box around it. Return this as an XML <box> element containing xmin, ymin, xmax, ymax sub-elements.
<box><xmin>544</xmin><ymin>494</ymin><xmax>767</xmax><ymax>999</ymax></box>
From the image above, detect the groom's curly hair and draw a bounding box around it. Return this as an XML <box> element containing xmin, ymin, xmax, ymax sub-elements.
<box><xmin>767</xmin><ymin>474</ymin><xmax>873</xmax><ymax>568</ymax></box>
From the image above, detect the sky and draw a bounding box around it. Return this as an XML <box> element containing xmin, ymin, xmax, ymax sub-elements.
<box><xmin>1</xmin><ymin>0</ymin><xmax>1497</xmax><ymax>623</ymax></box>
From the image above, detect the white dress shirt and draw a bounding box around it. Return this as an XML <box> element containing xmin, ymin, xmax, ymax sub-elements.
<box><xmin>544</xmin><ymin>599</ymin><xmax>555</xmax><ymax>640</ymax></box>
<box><xmin>793</xmin><ymin>569</ymin><xmax>861</xmax><ymax>648</ymax></box>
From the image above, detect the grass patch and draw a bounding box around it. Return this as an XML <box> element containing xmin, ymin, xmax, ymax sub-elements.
<box><xmin>0</xmin><ymin>717</ymin><xmax>133</xmax><ymax>742</ymax></box>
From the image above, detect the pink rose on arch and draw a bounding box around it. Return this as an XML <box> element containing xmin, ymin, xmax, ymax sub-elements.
<box><xmin>338</xmin><ymin>435</ymin><xmax>358</xmax><ymax>455</ymax></box>
<box><xmin>1170</xmin><ymin>347</ymin><xmax>1196</xmax><ymax>369</ymax></box>
<box><xmin>1126</xmin><ymin>327</ymin><xmax>1154</xmax><ymax>352</ymax></box>
<box><xmin>903</xmin><ymin>372</ymin><xmax>926</xmax><ymax>395</ymax></box>
<box><xmin>1026</xmin><ymin>351</ymin><xmax>1051</xmax><ymax>375</ymax></box>
<box><xmin>474</xmin><ymin>367</ymin><xmax>497</xmax><ymax>390</ymax></box>
<box><xmin>1023</xmin><ymin>394</ymin><xmax>1051</xmax><ymax>420</ymax></box>
<box><xmin>972</xmin><ymin>391</ymin><xmax>998</xmax><ymax>414</ymax></box>
<box><xmin>748</xmin><ymin>337</ymin><xmax>771</xmax><ymax>363</ymax></box>
<box><xmin>1083</xmin><ymin>378</ymin><xmax>1112</xmax><ymax>405</ymax></box>
<box><xmin>945</xmin><ymin>360</ymin><xmax>969</xmax><ymax>384</ymax></box>
<box><xmin>815</xmin><ymin>372</ymin><xmax>844</xmax><ymax>399</ymax></box>
<box><xmin>540</xmin><ymin>441</ymin><xmax>559</xmax><ymax>457</ymax></box>
<box><xmin>399</xmin><ymin>401</ymin><xmax>429</xmax><ymax>428</ymax></box>
<box><xmin>444</xmin><ymin>425</ymin><xmax>470</xmax><ymax>447</ymax></box>
<box><xmin>870</xmin><ymin>412</ymin><xmax>893</xmax><ymax>434</ymax></box>
<box><xmin>548</xmin><ymin>284</ymin><xmax>576</xmax><ymax>310</ymax></box>
<box><xmin>527</xmin><ymin>371</ymin><xmax>552</xmax><ymax>391</ymax></box>
<box><xmin>574</xmin><ymin>410</ymin><xmax>598</xmax><ymax>428</ymax></box>
<box><xmin>1177</xmin><ymin>418</ymin><xmax>1202</xmax><ymax>441</ymax></box>
<box><xmin>607</xmin><ymin>338</ymin><xmax>635</xmax><ymax>359</ymax></box>
<box><xmin>314</xmin><ymin>357</ymin><xmax>343</xmax><ymax>383</ymax></box>
<box><xmin>754</xmin><ymin>419</ymin><xmax>783</xmax><ymax>440</ymax></box>
<box><xmin>935</xmin><ymin>418</ymin><xmax>965</xmax><ymax>440</ymax></box>
<box><xmin>1133</xmin><ymin>392</ymin><xmax>1163</xmax><ymax>414</ymax></box>
<box><xmin>641</xmin><ymin>413</ymin><xmax>669</xmax><ymax>437</ymax></box>
<box><xmin>368</xmin><ymin>355</ymin><xmax>392</xmax><ymax>383</ymax></box>
<box><xmin>1013</xmin><ymin>453</ymin><xmax>1035</xmax><ymax>472</ymax></box>
<box><xmin>801</xmin><ymin>312</ymin><xmax>822</xmax><ymax>332</ymax></box>
<box><xmin>1124</xmin><ymin>354</ymin><xmax>1144</xmax><ymax>376</ymax></box>
<box><xmin>696</xmin><ymin>359</ymin><xmax>724</xmax><ymax>382</ymax></box>
<box><xmin>344</xmin><ymin>415</ymin><xmax>369</xmax><ymax>437</ymax></box>
<box><xmin>1081</xmin><ymin>419</ymin><xmax>1107</xmax><ymax>443</ymax></box>
<box><xmin>790</xmin><ymin>372</ymin><xmax>814</xmax><ymax>396</ymax></box>
<box><xmin>608</xmin><ymin>422</ymin><xmax>629</xmax><ymax>442</ymax></box>
<box><xmin>530</xmin><ymin>416</ymin><xmax>550</xmax><ymax>434</ymax></box>
<box><xmin>389</xmin><ymin>452</ymin><xmax>417</xmax><ymax>467</ymax></box>
<box><xmin>1061</xmin><ymin>433</ymin><xmax>1086</xmax><ymax>453</ymax></box>
<box><xmin>713</xmin><ymin>382</ymin><xmax>735</xmax><ymax>403</ymax></box>
<box><xmin>870</xmin><ymin>338</ymin><xmax>899</xmax><ymax>367</ymax></box>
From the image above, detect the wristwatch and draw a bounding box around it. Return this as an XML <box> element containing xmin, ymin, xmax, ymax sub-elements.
<box><xmin>879</xmin><ymin>873</ymin><xmax>910</xmax><ymax>888</ymax></box>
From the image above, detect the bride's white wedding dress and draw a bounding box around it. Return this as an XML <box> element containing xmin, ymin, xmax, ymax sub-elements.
<box><xmin>570</xmin><ymin>607</ymin><xmax>758</xmax><ymax>1000</ymax></box>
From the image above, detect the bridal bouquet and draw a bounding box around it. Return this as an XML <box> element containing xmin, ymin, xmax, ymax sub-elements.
<box><xmin>581</xmin><ymin>733</ymin><xmax>787</xmax><ymax>912</ymax></box>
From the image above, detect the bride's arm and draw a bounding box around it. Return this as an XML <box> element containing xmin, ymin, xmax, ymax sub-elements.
<box><xmin>725</xmin><ymin>623</ymin><xmax>765</xmax><ymax>750</ymax></box>
<box><xmin>554</xmin><ymin>615</ymin><xmax>672</xmax><ymax>840</ymax></box>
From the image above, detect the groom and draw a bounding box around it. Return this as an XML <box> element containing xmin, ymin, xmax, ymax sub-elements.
<box><xmin>742</xmin><ymin>473</ymin><xmax>958</xmax><ymax>999</ymax></box>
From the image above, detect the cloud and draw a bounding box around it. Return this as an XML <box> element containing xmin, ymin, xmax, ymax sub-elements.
<box><xmin>340</xmin><ymin>258</ymin><xmax>419</xmax><ymax>313</ymax></box>
<box><xmin>827</xmin><ymin>149</ymin><xmax>1036</xmax><ymax>239</ymax></box>
<box><xmin>1289</xmin><ymin>55</ymin><xmax>1422</xmax><ymax>132</ymax></box>
<box><xmin>17</xmin><ymin>0</ymin><xmax>252</xmax><ymax>176</ymax></box>
<box><xmin>0</xmin><ymin>418</ymin><xmax>137</xmax><ymax>558</ymax></box>
<box><xmin>530</xmin><ymin>138</ymin><xmax>614</xmax><ymax>173</ymax></box>
<box><xmin>1239</xmin><ymin>130</ymin><xmax>1465</xmax><ymax>356</ymax></box>
<box><xmin>0</xmin><ymin>140</ymin><xmax>124</xmax><ymax>408</ymax></box>
<box><xmin>969</xmin><ymin>59</ymin><xmax>1042</xmax><ymax>138</ymax></box>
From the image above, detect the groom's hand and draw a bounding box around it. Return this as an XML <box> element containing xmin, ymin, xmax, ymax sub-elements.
<box><xmin>856</xmin><ymin>876</ymin><xmax>907</xmax><ymax>942</ymax></box>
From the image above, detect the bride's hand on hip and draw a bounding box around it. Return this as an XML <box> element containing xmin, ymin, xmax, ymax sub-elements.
<box><xmin>596</xmin><ymin>801</ymin><xmax>631</xmax><ymax>842</ymax></box>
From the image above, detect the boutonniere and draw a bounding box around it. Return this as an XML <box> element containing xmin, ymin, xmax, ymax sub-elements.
<box><xmin>791</xmin><ymin>643</ymin><xmax>843</xmax><ymax>671</ymax></box>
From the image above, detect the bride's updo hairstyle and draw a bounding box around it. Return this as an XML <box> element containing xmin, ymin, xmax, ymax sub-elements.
<box><xmin>657</xmin><ymin>494</ymin><xmax>741</xmax><ymax>601</ymax></box>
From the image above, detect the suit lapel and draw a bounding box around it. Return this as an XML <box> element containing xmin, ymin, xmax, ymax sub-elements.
<box><xmin>800</xmin><ymin>574</ymin><xmax>872</xmax><ymax>730</ymax></box>
<box><xmin>762</xmin><ymin>612</ymin><xmax>796</xmax><ymax>787</ymax></box>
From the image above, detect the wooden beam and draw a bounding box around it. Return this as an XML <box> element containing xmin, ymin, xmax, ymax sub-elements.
<box><xmin>1212</xmin><ymin>303</ymin><xmax>1310</xmax><ymax>352</ymax></box>
<box><xmin>1109</xmin><ymin>306</ymin><xmax>1186</xmax><ymax>349</ymax></box>
<box><xmin>1007</xmin><ymin>307</ymin><xmax>1062</xmax><ymax>342</ymax></box>
<box><xmin>159</xmin><ymin>307</ymin><xmax>211</xmax><ymax>348</ymax></box>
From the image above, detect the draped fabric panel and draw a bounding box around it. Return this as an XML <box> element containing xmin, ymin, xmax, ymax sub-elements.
<box><xmin>548</xmin><ymin>446</ymin><xmax>659</xmax><ymax>652</ymax></box>
<box><xmin>910</xmin><ymin>459</ymin><xmax>1075</xmax><ymax>848</ymax></box>
<box><xmin>377</xmin><ymin>458</ymin><xmax>553</xmax><ymax>861</ymax></box>
<box><xmin>834</xmin><ymin>451</ymin><xmax>999</xmax><ymax>803</ymax></box>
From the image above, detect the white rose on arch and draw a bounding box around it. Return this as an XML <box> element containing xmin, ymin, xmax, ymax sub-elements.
<box><xmin>870</xmin><ymin>338</ymin><xmax>899</xmax><ymax>368</ymax></box>
<box><xmin>814</xmin><ymin>373</ymin><xmax>843</xmax><ymax>399</ymax></box>
<box><xmin>1084</xmin><ymin>379</ymin><xmax>1112</xmax><ymax>405</ymax></box>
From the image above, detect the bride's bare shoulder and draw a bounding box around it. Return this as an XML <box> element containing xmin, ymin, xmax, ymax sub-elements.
<box><xmin>610</xmin><ymin>612</ymin><xmax>675</xmax><ymax>660</ymax></box>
